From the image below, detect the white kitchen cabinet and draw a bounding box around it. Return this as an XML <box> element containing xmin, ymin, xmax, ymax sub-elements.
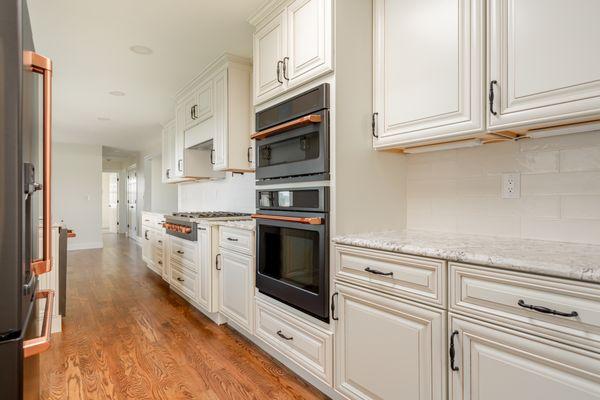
<box><xmin>161</xmin><ymin>120</ymin><xmax>176</xmax><ymax>182</ymax></box>
<box><xmin>334</xmin><ymin>282</ymin><xmax>446</xmax><ymax>400</ymax></box>
<box><xmin>196</xmin><ymin>225</ymin><xmax>212</xmax><ymax>311</ymax></box>
<box><xmin>487</xmin><ymin>0</ymin><xmax>600</xmax><ymax>132</ymax></box>
<box><xmin>218</xmin><ymin>248</ymin><xmax>254</xmax><ymax>334</ymax></box>
<box><xmin>250</xmin><ymin>0</ymin><xmax>333</xmax><ymax>105</ymax></box>
<box><xmin>449</xmin><ymin>314</ymin><xmax>600</xmax><ymax>400</ymax></box>
<box><xmin>372</xmin><ymin>0</ymin><xmax>484</xmax><ymax>149</ymax></box>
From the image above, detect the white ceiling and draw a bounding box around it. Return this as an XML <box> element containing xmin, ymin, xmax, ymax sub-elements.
<box><xmin>28</xmin><ymin>0</ymin><xmax>263</xmax><ymax>152</ymax></box>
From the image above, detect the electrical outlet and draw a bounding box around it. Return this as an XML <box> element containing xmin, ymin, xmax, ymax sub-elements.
<box><xmin>502</xmin><ymin>173</ymin><xmax>521</xmax><ymax>199</ymax></box>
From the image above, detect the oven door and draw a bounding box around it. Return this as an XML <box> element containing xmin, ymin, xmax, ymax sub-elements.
<box><xmin>255</xmin><ymin>212</ymin><xmax>329</xmax><ymax>320</ymax></box>
<box><xmin>255</xmin><ymin>110</ymin><xmax>329</xmax><ymax>181</ymax></box>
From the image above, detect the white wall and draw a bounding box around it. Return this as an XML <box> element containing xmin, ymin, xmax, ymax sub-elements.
<box><xmin>150</xmin><ymin>155</ymin><xmax>178</xmax><ymax>212</ymax></box>
<box><xmin>178</xmin><ymin>173</ymin><xmax>255</xmax><ymax>213</ymax></box>
<box><xmin>53</xmin><ymin>142</ymin><xmax>103</xmax><ymax>250</ymax></box>
<box><xmin>405</xmin><ymin>130</ymin><xmax>600</xmax><ymax>244</ymax></box>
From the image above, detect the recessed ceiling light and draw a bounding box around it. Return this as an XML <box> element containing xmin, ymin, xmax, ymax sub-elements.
<box><xmin>98</xmin><ymin>117</ymin><xmax>111</xmax><ymax>121</ymax></box>
<box><xmin>129</xmin><ymin>45</ymin><xmax>153</xmax><ymax>55</ymax></box>
<box><xmin>109</xmin><ymin>90</ymin><xmax>125</xmax><ymax>96</ymax></box>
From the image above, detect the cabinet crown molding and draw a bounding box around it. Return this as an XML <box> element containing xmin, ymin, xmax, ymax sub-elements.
<box><xmin>174</xmin><ymin>53</ymin><xmax>251</xmax><ymax>101</ymax></box>
<box><xmin>247</xmin><ymin>0</ymin><xmax>289</xmax><ymax>27</ymax></box>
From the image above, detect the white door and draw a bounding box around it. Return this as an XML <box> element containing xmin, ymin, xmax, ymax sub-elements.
<box><xmin>102</xmin><ymin>173</ymin><xmax>110</xmax><ymax>232</ymax></box>
<box><xmin>334</xmin><ymin>283</ymin><xmax>446</xmax><ymax>400</ymax></box>
<box><xmin>218</xmin><ymin>249</ymin><xmax>253</xmax><ymax>332</ymax></box>
<box><xmin>213</xmin><ymin>70</ymin><xmax>228</xmax><ymax>171</ymax></box>
<box><xmin>197</xmin><ymin>226</ymin><xmax>212</xmax><ymax>310</ymax></box>
<box><xmin>107</xmin><ymin>173</ymin><xmax>118</xmax><ymax>233</ymax></box>
<box><xmin>253</xmin><ymin>11</ymin><xmax>286</xmax><ymax>104</ymax></box>
<box><xmin>126</xmin><ymin>167</ymin><xmax>137</xmax><ymax>239</ymax></box>
<box><xmin>488</xmin><ymin>0</ymin><xmax>600</xmax><ymax>131</ymax></box>
<box><xmin>373</xmin><ymin>0</ymin><xmax>484</xmax><ymax>148</ymax></box>
<box><xmin>286</xmin><ymin>0</ymin><xmax>332</xmax><ymax>87</ymax></box>
<box><xmin>449</xmin><ymin>314</ymin><xmax>600</xmax><ymax>400</ymax></box>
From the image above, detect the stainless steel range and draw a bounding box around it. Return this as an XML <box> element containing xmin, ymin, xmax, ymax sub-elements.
<box><xmin>164</xmin><ymin>212</ymin><xmax>251</xmax><ymax>241</ymax></box>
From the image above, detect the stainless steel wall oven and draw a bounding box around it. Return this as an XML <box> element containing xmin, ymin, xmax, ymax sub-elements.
<box><xmin>253</xmin><ymin>187</ymin><xmax>329</xmax><ymax>321</ymax></box>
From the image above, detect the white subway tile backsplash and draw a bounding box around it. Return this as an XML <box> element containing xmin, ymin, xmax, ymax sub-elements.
<box><xmin>405</xmin><ymin>131</ymin><xmax>600</xmax><ymax>245</ymax></box>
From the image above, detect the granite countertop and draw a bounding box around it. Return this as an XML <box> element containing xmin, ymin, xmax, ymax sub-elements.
<box><xmin>204</xmin><ymin>219</ymin><xmax>256</xmax><ymax>231</ymax></box>
<box><xmin>332</xmin><ymin>230</ymin><xmax>600</xmax><ymax>284</ymax></box>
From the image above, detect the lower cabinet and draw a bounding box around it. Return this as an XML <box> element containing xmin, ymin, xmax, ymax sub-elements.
<box><xmin>218</xmin><ymin>248</ymin><xmax>254</xmax><ymax>333</ymax></box>
<box><xmin>449</xmin><ymin>314</ymin><xmax>600</xmax><ymax>400</ymax></box>
<box><xmin>334</xmin><ymin>282</ymin><xmax>446</xmax><ymax>400</ymax></box>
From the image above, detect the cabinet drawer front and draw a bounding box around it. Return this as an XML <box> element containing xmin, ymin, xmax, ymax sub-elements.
<box><xmin>450</xmin><ymin>263</ymin><xmax>600</xmax><ymax>350</ymax></box>
<box><xmin>219</xmin><ymin>227</ymin><xmax>253</xmax><ymax>255</ymax></box>
<box><xmin>170</xmin><ymin>263</ymin><xmax>196</xmax><ymax>298</ymax></box>
<box><xmin>255</xmin><ymin>298</ymin><xmax>332</xmax><ymax>385</ymax></box>
<box><xmin>142</xmin><ymin>213</ymin><xmax>165</xmax><ymax>229</ymax></box>
<box><xmin>335</xmin><ymin>245</ymin><xmax>446</xmax><ymax>306</ymax></box>
<box><xmin>169</xmin><ymin>237</ymin><xmax>197</xmax><ymax>265</ymax></box>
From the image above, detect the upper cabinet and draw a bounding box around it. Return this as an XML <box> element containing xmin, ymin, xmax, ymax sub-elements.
<box><xmin>161</xmin><ymin>120</ymin><xmax>176</xmax><ymax>183</ymax></box>
<box><xmin>373</xmin><ymin>0</ymin><xmax>485</xmax><ymax>149</ymax></box>
<box><xmin>374</xmin><ymin>0</ymin><xmax>600</xmax><ymax>151</ymax></box>
<box><xmin>249</xmin><ymin>0</ymin><xmax>333</xmax><ymax>105</ymax></box>
<box><xmin>487</xmin><ymin>0</ymin><xmax>600</xmax><ymax>131</ymax></box>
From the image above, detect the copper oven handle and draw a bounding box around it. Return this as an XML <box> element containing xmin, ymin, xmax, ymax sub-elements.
<box><xmin>23</xmin><ymin>289</ymin><xmax>55</xmax><ymax>358</ymax></box>
<box><xmin>251</xmin><ymin>214</ymin><xmax>323</xmax><ymax>225</ymax></box>
<box><xmin>24</xmin><ymin>51</ymin><xmax>53</xmax><ymax>276</ymax></box>
<box><xmin>250</xmin><ymin>114</ymin><xmax>322</xmax><ymax>141</ymax></box>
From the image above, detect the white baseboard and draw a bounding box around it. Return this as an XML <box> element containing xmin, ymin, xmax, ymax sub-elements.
<box><xmin>67</xmin><ymin>241</ymin><xmax>103</xmax><ymax>251</ymax></box>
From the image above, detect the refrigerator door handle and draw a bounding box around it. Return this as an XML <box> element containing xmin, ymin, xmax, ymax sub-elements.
<box><xmin>23</xmin><ymin>289</ymin><xmax>55</xmax><ymax>358</ymax></box>
<box><xmin>24</xmin><ymin>51</ymin><xmax>53</xmax><ymax>276</ymax></box>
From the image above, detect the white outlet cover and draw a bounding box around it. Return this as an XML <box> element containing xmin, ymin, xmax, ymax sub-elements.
<box><xmin>502</xmin><ymin>173</ymin><xmax>521</xmax><ymax>199</ymax></box>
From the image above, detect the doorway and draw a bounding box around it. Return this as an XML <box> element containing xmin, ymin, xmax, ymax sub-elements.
<box><xmin>126</xmin><ymin>165</ymin><xmax>138</xmax><ymax>239</ymax></box>
<box><xmin>102</xmin><ymin>172</ymin><xmax>119</xmax><ymax>233</ymax></box>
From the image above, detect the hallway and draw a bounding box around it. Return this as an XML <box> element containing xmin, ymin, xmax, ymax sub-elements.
<box><xmin>40</xmin><ymin>234</ymin><xmax>327</xmax><ymax>400</ymax></box>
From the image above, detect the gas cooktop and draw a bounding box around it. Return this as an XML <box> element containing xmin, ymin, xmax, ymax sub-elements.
<box><xmin>170</xmin><ymin>211</ymin><xmax>251</xmax><ymax>219</ymax></box>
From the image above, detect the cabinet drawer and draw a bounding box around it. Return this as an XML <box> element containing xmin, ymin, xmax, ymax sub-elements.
<box><xmin>170</xmin><ymin>263</ymin><xmax>196</xmax><ymax>299</ymax></box>
<box><xmin>450</xmin><ymin>263</ymin><xmax>600</xmax><ymax>351</ymax></box>
<box><xmin>255</xmin><ymin>297</ymin><xmax>332</xmax><ymax>385</ymax></box>
<box><xmin>334</xmin><ymin>245</ymin><xmax>446</xmax><ymax>307</ymax></box>
<box><xmin>219</xmin><ymin>226</ymin><xmax>253</xmax><ymax>255</ymax></box>
<box><xmin>142</xmin><ymin>213</ymin><xmax>165</xmax><ymax>229</ymax></box>
<box><xmin>169</xmin><ymin>237</ymin><xmax>197</xmax><ymax>266</ymax></box>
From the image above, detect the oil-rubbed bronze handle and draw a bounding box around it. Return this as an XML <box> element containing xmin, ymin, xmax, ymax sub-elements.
<box><xmin>518</xmin><ymin>299</ymin><xmax>578</xmax><ymax>318</ymax></box>
<box><xmin>24</xmin><ymin>290</ymin><xmax>55</xmax><ymax>358</ymax></box>
<box><xmin>449</xmin><ymin>330</ymin><xmax>459</xmax><ymax>372</ymax></box>
<box><xmin>251</xmin><ymin>114</ymin><xmax>322</xmax><ymax>140</ymax></box>
<box><xmin>364</xmin><ymin>267</ymin><xmax>393</xmax><ymax>277</ymax></box>
<box><xmin>276</xmin><ymin>330</ymin><xmax>293</xmax><ymax>341</ymax></box>
<box><xmin>176</xmin><ymin>250</ymin><xmax>184</xmax><ymax>255</ymax></box>
<box><xmin>24</xmin><ymin>51</ymin><xmax>53</xmax><ymax>276</ymax></box>
<box><xmin>251</xmin><ymin>214</ymin><xmax>323</xmax><ymax>225</ymax></box>
<box><xmin>216</xmin><ymin>253</ymin><xmax>222</xmax><ymax>270</ymax></box>
<box><xmin>227</xmin><ymin>237</ymin><xmax>238</xmax><ymax>242</ymax></box>
<box><xmin>176</xmin><ymin>277</ymin><xmax>184</xmax><ymax>282</ymax></box>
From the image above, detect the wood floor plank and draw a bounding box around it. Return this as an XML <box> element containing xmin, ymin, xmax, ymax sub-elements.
<box><xmin>40</xmin><ymin>234</ymin><xmax>329</xmax><ymax>400</ymax></box>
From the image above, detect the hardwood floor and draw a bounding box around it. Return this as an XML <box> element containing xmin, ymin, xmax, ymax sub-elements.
<box><xmin>41</xmin><ymin>234</ymin><xmax>328</xmax><ymax>400</ymax></box>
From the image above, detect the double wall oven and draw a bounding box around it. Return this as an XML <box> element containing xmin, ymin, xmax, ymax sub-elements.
<box><xmin>252</xmin><ymin>84</ymin><xmax>331</xmax><ymax>321</ymax></box>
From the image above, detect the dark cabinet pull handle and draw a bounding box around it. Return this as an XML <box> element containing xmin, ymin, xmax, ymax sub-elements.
<box><xmin>216</xmin><ymin>253</ymin><xmax>221</xmax><ymax>270</ymax></box>
<box><xmin>276</xmin><ymin>60</ymin><xmax>283</xmax><ymax>84</ymax></box>
<box><xmin>364</xmin><ymin>267</ymin><xmax>393</xmax><ymax>277</ymax></box>
<box><xmin>489</xmin><ymin>80</ymin><xmax>498</xmax><ymax>116</ymax></box>
<box><xmin>190</xmin><ymin>106</ymin><xmax>193</xmax><ymax>120</ymax></box>
<box><xmin>276</xmin><ymin>330</ymin><xmax>293</xmax><ymax>341</ymax></box>
<box><xmin>517</xmin><ymin>299</ymin><xmax>578</xmax><ymax>318</ymax></box>
<box><xmin>227</xmin><ymin>237</ymin><xmax>238</xmax><ymax>242</ymax></box>
<box><xmin>282</xmin><ymin>57</ymin><xmax>289</xmax><ymax>81</ymax></box>
<box><xmin>176</xmin><ymin>250</ymin><xmax>184</xmax><ymax>255</ymax></box>
<box><xmin>331</xmin><ymin>292</ymin><xmax>339</xmax><ymax>321</ymax></box>
<box><xmin>144</xmin><ymin>230</ymin><xmax>149</xmax><ymax>240</ymax></box>
<box><xmin>157</xmin><ymin>261</ymin><xmax>162</xmax><ymax>265</ymax></box>
<box><xmin>247</xmin><ymin>146</ymin><xmax>253</xmax><ymax>163</ymax></box>
<box><xmin>176</xmin><ymin>277</ymin><xmax>184</xmax><ymax>282</ymax></box>
<box><xmin>166</xmin><ymin>168</ymin><xmax>170</xmax><ymax>179</ymax></box>
<box><xmin>372</xmin><ymin>112</ymin><xmax>379</xmax><ymax>138</ymax></box>
<box><xmin>210</xmin><ymin>149</ymin><xmax>215</xmax><ymax>165</ymax></box>
<box><xmin>178</xmin><ymin>159</ymin><xmax>183</xmax><ymax>172</ymax></box>
<box><xmin>449</xmin><ymin>330</ymin><xmax>459</xmax><ymax>372</ymax></box>
<box><xmin>158</xmin><ymin>240</ymin><xmax>162</xmax><ymax>244</ymax></box>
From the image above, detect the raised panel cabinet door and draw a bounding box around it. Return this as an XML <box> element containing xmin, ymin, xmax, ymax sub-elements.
<box><xmin>449</xmin><ymin>314</ymin><xmax>600</xmax><ymax>400</ymax></box>
<box><xmin>218</xmin><ymin>250</ymin><xmax>253</xmax><ymax>332</ymax></box>
<box><xmin>488</xmin><ymin>0</ymin><xmax>600</xmax><ymax>131</ymax></box>
<box><xmin>334</xmin><ymin>283</ymin><xmax>446</xmax><ymax>400</ymax></box>
<box><xmin>161</xmin><ymin>126</ymin><xmax>170</xmax><ymax>183</ymax></box>
<box><xmin>213</xmin><ymin>70</ymin><xmax>228</xmax><ymax>170</ymax></box>
<box><xmin>173</xmin><ymin>103</ymin><xmax>186</xmax><ymax>177</ymax></box>
<box><xmin>286</xmin><ymin>0</ymin><xmax>332</xmax><ymax>87</ymax></box>
<box><xmin>182</xmin><ymin>91</ymin><xmax>198</xmax><ymax>131</ymax></box>
<box><xmin>142</xmin><ymin>229</ymin><xmax>152</xmax><ymax>264</ymax></box>
<box><xmin>196</xmin><ymin>227</ymin><xmax>211</xmax><ymax>310</ymax></box>
<box><xmin>194</xmin><ymin>80</ymin><xmax>214</xmax><ymax>123</ymax></box>
<box><xmin>253</xmin><ymin>11</ymin><xmax>286</xmax><ymax>104</ymax></box>
<box><xmin>373</xmin><ymin>0</ymin><xmax>484</xmax><ymax>149</ymax></box>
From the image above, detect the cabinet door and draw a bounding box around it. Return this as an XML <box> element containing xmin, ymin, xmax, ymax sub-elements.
<box><xmin>161</xmin><ymin>126</ymin><xmax>170</xmax><ymax>183</ymax></box>
<box><xmin>182</xmin><ymin>91</ymin><xmax>197</xmax><ymax>131</ymax></box>
<box><xmin>218</xmin><ymin>249</ymin><xmax>253</xmax><ymax>333</ymax></box>
<box><xmin>196</xmin><ymin>227</ymin><xmax>211</xmax><ymax>310</ymax></box>
<box><xmin>373</xmin><ymin>0</ymin><xmax>484</xmax><ymax>148</ymax></box>
<box><xmin>213</xmin><ymin>70</ymin><xmax>228</xmax><ymax>170</ymax></box>
<box><xmin>449</xmin><ymin>315</ymin><xmax>600</xmax><ymax>400</ymax></box>
<box><xmin>488</xmin><ymin>0</ymin><xmax>600</xmax><ymax>131</ymax></box>
<box><xmin>194</xmin><ymin>81</ymin><xmax>214</xmax><ymax>123</ymax></box>
<box><xmin>253</xmin><ymin>11</ymin><xmax>286</xmax><ymax>104</ymax></box>
<box><xmin>334</xmin><ymin>283</ymin><xmax>446</xmax><ymax>400</ymax></box>
<box><xmin>142</xmin><ymin>229</ymin><xmax>153</xmax><ymax>268</ymax></box>
<box><xmin>173</xmin><ymin>103</ymin><xmax>186</xmax><ymax>177</ymax></box>
<box><xmin>286</xmin><ymin>0</ymin><xmax>332</xmax><ymax>87</ymax></box>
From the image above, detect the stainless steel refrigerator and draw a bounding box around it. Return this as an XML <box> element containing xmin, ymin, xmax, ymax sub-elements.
<box><xmin>0</xmin><ymin>0</ymin><xmax>55</xmax><ymax>398</ymax></box>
